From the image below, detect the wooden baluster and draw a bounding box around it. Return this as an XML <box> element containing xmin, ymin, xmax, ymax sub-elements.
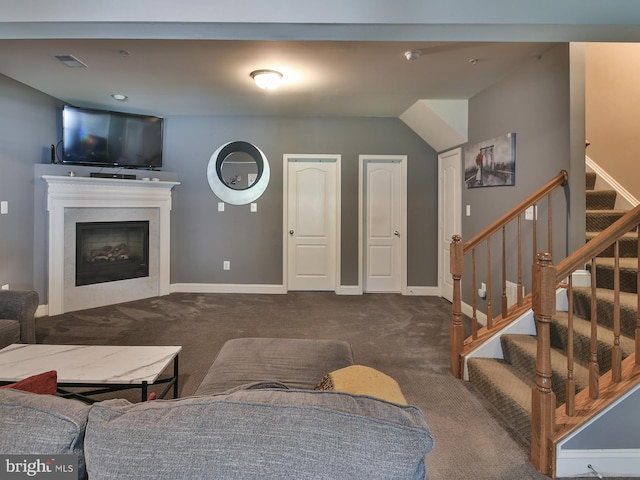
<box><xmin>450</xmin><ymin>235</ymin><xmax>464</xmax><ymax>378</ymax></box>
<box><xmin>589</xmin><ymin>257</ymin><xmax>600</xmax><ymax>399</ymax></box>
<box><xmin>532</xmin><ymin>203</ymin><xmax>538</xmax><ymax>269</ymax></box>
<box><xmin>565</xmin><ymin>276</ymin><xmax>575</xmax><ymax>416</ymax></box>
<box><xmin>637</xmin><ymin>229</ymin><xmax>640</xmax><ymax>365</ymax></box>
<box><xmin>472</xmin><ymin>249</ymin><xmax>478</xmax><ymax>339</ymax></box>
<box><xmin>531</xmin><ymin>252</ymin><xmax>556</xmax><ymax>474</ymax></box>
<box><xmin>518</xmin><ymin>215</ymin><xmax>523</xmax><ymax>307</ymax></box>
<box><xmin>547</xmin><ymin>193</ymin><xmax>553</xmax><ymax>258</ymax></box>
<box><xmin>502</xmin><ymin>226</ymin><xmax>508</xmax><ymax>318</ymax></box>
<box><xmin>486</xmin><ymin>239</ymin><xmax>493</xmax><ymax>330</ymax></box>
<box><xmin>612</xmin><ymin>241</ymin><xmax>622</xmax><ymax>382</ymax></box>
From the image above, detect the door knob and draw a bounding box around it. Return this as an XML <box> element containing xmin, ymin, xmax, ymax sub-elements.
<box><xmin>289</xmin><ymin>230</ymin><xmax>295</xmax><ymax>236</ymax></box>
<box><xmin>394</xmin><ymin>230</ymin><xmax>400</xmax><ymax>237</ymax></box>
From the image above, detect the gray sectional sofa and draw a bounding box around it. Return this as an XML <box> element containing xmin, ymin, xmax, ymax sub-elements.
<box><xmin>0</xmin><ymin>337</ymin><xmax>434</xmax><ymax>479</ymax></box>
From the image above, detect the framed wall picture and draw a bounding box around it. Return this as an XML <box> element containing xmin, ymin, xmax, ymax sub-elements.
<box><xmin>465</xmin><ymin>133</ymin><xmax>516</xmax><ymax>188</ymax></box>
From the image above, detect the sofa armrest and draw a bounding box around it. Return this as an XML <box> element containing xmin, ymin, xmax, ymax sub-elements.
<box><xmin>0</xmin><ymin>290</ymin><xmax>39</xmax><ymax>344</ymax></box>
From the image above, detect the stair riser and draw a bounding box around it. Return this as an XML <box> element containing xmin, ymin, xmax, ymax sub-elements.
<box><xmin>572</xmin><ymin>291</ymin><xmax>637</xmax><ymax>339</ymax></box>
<box><xmin>589</xmin><ymin>237</ymin><xmax>638</xmax><ymax>258</ymax></box>
<box><xmin>586</xmin><ymin>172</ymin><xmax>596</xmax><ymax>191</ymax></box>
<box><xmin>550</xmin><ymin>320</ymin><xmax>624</xmax><ymax>373</ymax></box>
<box><xmin>500</xmin><ymin>336</ymin><xmax>571</xmax><ymax>407</ymax></box>
<box><xmin>586</xmin><ymin>212</ymin><xmax>628</xmax><ymax>232</ymax></box>
<box><xmin>586</xmin><ymin>190</ymin><xmax>617</xmax><ymax>210</ymax></box>
<box><xmin>592</xmin><ymin>266</ymin><xmax>638</xmax><ymax>293</ymax></box>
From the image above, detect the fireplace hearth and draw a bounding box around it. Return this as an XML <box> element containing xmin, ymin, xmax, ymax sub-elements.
<box><xmin>76</xmin><ymin>221</ymin><xmax>149</xmax><ymax>286</ymax></box>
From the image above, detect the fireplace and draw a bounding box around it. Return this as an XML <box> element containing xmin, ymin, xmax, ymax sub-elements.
<box><xmin>76</xmin><ymin>221</ymin><xmax>150</xmax><ymax>286</ymax></box>
<box><xmin>43</xmin><ymin>175</ymin><xmax>179</xmax><ymax>315</ymax></box>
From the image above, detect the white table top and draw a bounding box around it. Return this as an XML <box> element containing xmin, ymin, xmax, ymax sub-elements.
<box><xmin>0</xmin><ymin>344</ymin><xmax>182</xmax><ymax>384</ymax></box>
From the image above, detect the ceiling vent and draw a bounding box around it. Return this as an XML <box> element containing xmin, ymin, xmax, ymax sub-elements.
<box><xmin>54</xmin><ymin>55</ymin><xmax>88</xmax><ymax>68</ymax></box>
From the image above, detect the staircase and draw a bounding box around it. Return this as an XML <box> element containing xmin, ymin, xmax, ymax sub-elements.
<box><xmin>464</xmin><ymin>171</ymin><xmax>639</xmax><ymax>475</ymax></box>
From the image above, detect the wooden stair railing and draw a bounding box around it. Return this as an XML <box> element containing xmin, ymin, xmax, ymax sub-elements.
<box><xmin>532</xmin><ymin>203</ymin><xmax>640</xmax><ymax>476</ymax></box>
<box><xmin>450</xmin><ymin>170</ymin><xmax>569</xmax><ymax>378</ymax></box>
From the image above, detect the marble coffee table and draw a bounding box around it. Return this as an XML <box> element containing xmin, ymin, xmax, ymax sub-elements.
<box><xmin>0</xmin><ymin>344</ymin><xmax>181</xmax><ymax>403</ymax></box>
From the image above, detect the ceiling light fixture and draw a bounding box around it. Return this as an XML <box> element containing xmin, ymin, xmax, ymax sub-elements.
<box><xmin>250</xmin><ymin>69</ymin><xmax>283</xmax><ymax>90</ymax></box>
<box><xmin>404</xmin><ymin>50</ymin><xmax>422</xmax><ymax>61</ymax></box>
<box><xmin>111</xmin><ymin>93</ymin><xmax>128</xmax><ymax>101</ymax></box>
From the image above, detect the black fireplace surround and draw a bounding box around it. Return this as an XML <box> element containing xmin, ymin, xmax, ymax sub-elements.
<box><xmin>76</xmin><ymin>221</ymin><xmax>149</xmax><ymax>286</ymax></box>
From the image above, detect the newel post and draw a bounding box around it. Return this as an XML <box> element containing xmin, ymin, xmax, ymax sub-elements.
<box><xmin>531</xmin><ymin>252</ymin><xmax>556</xmax><ymax>474</ymax></box>
<box><xmin>450</xmin><ymin>234</ymin><xmax>464</xmax><ymax>378</ymax></box>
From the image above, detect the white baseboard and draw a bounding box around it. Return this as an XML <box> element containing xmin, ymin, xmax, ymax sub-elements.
<box><xmin>406</xmin><ymin>286</ymin><xmax>439</xmax><ymax>296</ymax></box>
<box><xmin>556</xmin><ymin>448</ymin><xmax>640</xmax><ymax>478</ymax></box>
<box><xmin>336</xmin><ymin>285</ymin><xmax>362</xmax><ymax>295</ymax></box>
<box><xmin>461</xmin><ymin>301</ymin><xmax>487</xmax><ymax>326</ymax></box>
<box><xmin>35</xmin><ymin>304</ymin><xmax>49</xmax><ymax>318</ymax></box>
<box><xmin>171</xmin><ymin>283</ymin><xmax>286</xmax><ymax>294</ymax></box>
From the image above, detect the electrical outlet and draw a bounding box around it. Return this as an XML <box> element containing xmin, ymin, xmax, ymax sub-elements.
<box><xmin>0</xmin><ymin>201</ymin><xmax>7</xmax><ymax>215</ymax></box>
<box><xmin>223</xmin><ymin>261</ymin><xmax>230</xmax><ymax>270</ymax></box>
<box><xmin>218</xmin><ymin>202</ymin><xmax>225</xmax><ymax>212</ymax></box>
<box><xmin>250</xmin><ymin>203</ymin><xmax>257</xmax><ymax>212</ymax></box>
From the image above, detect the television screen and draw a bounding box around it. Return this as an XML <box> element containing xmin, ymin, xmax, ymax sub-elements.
<box><xmin>62</xmin><ymin>105</ymin><xmax>163</xmax><ymax>169</ymax></box>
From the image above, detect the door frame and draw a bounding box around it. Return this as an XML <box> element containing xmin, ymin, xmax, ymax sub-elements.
<box><xmin>438</xmin><ymin>147</ymin><xmax>462</xmax><ymax>300</ymax></box>
<box><xmin>358</xmin><ymin>154</ymin><xmax>407</xmax><ymax>295</ymax></box>
<box><xmin>282</xmin><ymin>154</ymin><xmax>341</xmax><ymax>292</ymax></box>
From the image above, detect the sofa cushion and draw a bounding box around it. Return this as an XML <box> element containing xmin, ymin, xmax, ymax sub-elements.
<box><xmin>0</xmin><ymin>389</ymin><xmax>91</xmax><ymax>479</ymax></box>
<box><xmin>0</xmin><ymin>370</ymin><xmax>57</xmax><ymax>395</ymax></box>
<box><xmin>85</xmin><ymin>389</ymin><xmax>434</xmax><ymax>480</ymax></box>
<box><xmin>195</xmin><ymin>337</ymin><xmax>355</xmax><ymax>395</ymax></box>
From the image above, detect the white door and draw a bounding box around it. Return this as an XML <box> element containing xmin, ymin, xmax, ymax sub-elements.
<box><xmin>361</xmin><ymin>156</ymin><xmax>406</xmax><ymax>293</ymax></box>
<box><xmin>285</xmin><ymin>156</ymin><xmax>339</xmax><ymax>291</ymax></box>
<box><xmin>438</xmin><ymin>148</ymin><xmax>462</xmax><ymax>302</ymax></box>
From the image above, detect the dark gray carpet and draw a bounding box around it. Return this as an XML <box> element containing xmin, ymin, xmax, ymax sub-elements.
<box><xmin>37</xmin><ymin>292</ymin><xmax>556</xmax><ymax>480</ymax></box>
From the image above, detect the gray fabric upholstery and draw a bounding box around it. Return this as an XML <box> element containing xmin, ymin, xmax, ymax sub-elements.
<box><xmin>85</xmin><ymin>389</ymin><xmax>434</xmax><ymax>480</ymax></box>
<box><xmin>195</xmin><ymin>337</ymin><xmax>355</xmax><ymax>395</ymax></box>
<box><xmin>0</xmin><ymin>319</ymin><xmax>20</xmax><ymax>347</ymax></box>
<box><xmin>0</xmin><ymin>389</ymin><xmax>91</xmax><ymax>479</ymax></box>
<box><xmin>0</xmin><ymin>290</ymin><xmax>39</xmax><ymax>347</ymax></box>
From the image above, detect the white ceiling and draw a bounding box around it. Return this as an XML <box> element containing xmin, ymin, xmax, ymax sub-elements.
<box><xmin>0</xmin><ymin>39</ymin><xmax>558</xmax><ymax>117</ymax></box>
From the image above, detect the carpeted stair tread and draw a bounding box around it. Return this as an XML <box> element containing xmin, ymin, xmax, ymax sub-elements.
<box><xmin>586</xmin><ymin>190</ymin><xmax>617</xmax><ymax>210</ymax></box>
<box><xmin>588</xmin><ymin>257</ymin><xmax>638</xmax><ymax>293</ymax></box>
<box><xmin>586</xmin><ymin>210</ymin><xmax>629</xmax><ymax>232</ymax></box>
<box><xmin>500</xmin><ymin>334</ymin><xmax>589</xmax><ymax>406</ymax></box>
<box><xmin>551</xmin><ymin>310</ymin><xmax>636</xmax><ymax>373</ymax></box>
<box><xmin>572</xmin><ymin>287</ymin><xmax>638</xmax><ymax>338</ymax></box>
<box><xmin>586</xmin><ymin>171</ymin><xmax>596</xmax><ymax>191</ymax></box>
<box><xmin>586</xmin><ymin>231</ymin><xmax>638</xmax><ymax>258</ymax></box>
<box><xmin>467</xmin><ymin>357</ymin><xmax>532</xmax><ymax>443</ymax></box>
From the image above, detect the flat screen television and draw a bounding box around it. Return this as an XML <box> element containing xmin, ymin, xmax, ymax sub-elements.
<box><xmin>61</xmin><ymin>105</ymin><xmax>163</xmax><ymax>169</ymax></box>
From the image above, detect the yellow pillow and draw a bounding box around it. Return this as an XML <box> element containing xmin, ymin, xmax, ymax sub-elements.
<box><xmin>315</xmin><ymin>365</ymin><xmax>407</xmax><ymax>405</ymax></box>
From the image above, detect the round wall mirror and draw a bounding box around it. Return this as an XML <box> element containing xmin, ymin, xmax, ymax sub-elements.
<box><xmin>207</xmin><ymin>141</ymin><xmax>270</xmax><ymax>205</ymax></box>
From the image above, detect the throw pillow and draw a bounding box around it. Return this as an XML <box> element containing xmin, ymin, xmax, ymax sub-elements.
<box><xmin>0</xmin><ymin>370</ymin><xmax>57</xmax><ymax>395</ymax></box>
<box><xmin>315</xmin><ymin>365</ymin><xmax>407</xmax><ymax>405</ymax></box>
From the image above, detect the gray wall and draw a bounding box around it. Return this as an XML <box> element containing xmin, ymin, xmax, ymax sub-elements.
<box><xmin>0</xmin><ymin>74</ymin><xmax>59</xmax><ymax>292</ymax></box>
<box><xmin>163</xmin><ymin>116</ymin><xmax>438</xmax><ymax>287</ymax></box>
<box><xmin>461</xmin><ymin>44</ymin><xmax>573</xmax><ymax>309</ymax></box>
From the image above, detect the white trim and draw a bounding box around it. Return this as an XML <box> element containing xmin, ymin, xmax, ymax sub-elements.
<box><xmin>461</xmin><ymin>301</ymin><xmax>487</xmax><ymax>327</ymax></box>
<box><xmin>407</xmin><ymin>286</ymin><xmax>439</xmax><ymax>296</ymax></box>
<box><xmin>171</xmin><ymin>283</ymin><xmax>286</xmax><ymax>294</ymax></box>
<box><xmin>336</xmin><ymin>285</ymin><xmax>362</xmax><ymax>295</ymax></box>
<box><xmin>35</xmin><ymin>304</ymin><xmax>49</xmax><ymax>318</ymax></box>
<box><xmin>358</xmin><ymin>154</ymin><xmax>408</xmax><ymax>295</ymax></box>
<box><xmin>586</xmin><ymin>155</ymin><xmax>639</xmax><ymax>208</ymax></box>
<box><xmin>438</xmin><ymin>147</ymin><xmax>462</xmax><ymax>302</ymax></box>
<box><xmin>282</xmin><ymin>154</ymin><xmax>341</xmax><ymax>292</ymax></box>
<box><xmin>555</xmin><ymin>449</ymin><xmax>640</xmax><ymax>478</ymax></box>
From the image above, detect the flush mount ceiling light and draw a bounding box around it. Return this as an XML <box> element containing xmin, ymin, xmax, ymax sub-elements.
<box><xmin>250</xmin><ymin>69</ymin><xmax>283</xmax><ymax>90</ymax></box>
<box><xmin>111</xmin><ymin>93</ymin><xmax>128</xmax><ymax>101</ymax></box>
<box><xmin>403</xmin><ymin>50</ymin><xmax>422</xmax><ymax>61</ymax></box>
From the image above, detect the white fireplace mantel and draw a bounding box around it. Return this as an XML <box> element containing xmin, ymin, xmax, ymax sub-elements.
<box><xmin>43</xmin><ymin>175</ymin><xmax>180</xmax><ymax>315</ymax></box>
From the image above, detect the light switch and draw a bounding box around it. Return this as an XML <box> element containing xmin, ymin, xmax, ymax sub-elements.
<box><xmin>0</xmin><ymin>201</ymin><xmax>7</xmax><ymax>215</ymax></box>
<box><xmin>250</xmin><ymin>203</ymin><xmax>257</xmax><ymax>212</ymax></box>
<box><xmin>218</xmin><ymin>202</ymin><xmax>225</xmax><ymax>212</ymax></box>
<box><xmin>465</xmin><ymin>205</ymin><xmax>470</xmax><ymax>217</ymax></box>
